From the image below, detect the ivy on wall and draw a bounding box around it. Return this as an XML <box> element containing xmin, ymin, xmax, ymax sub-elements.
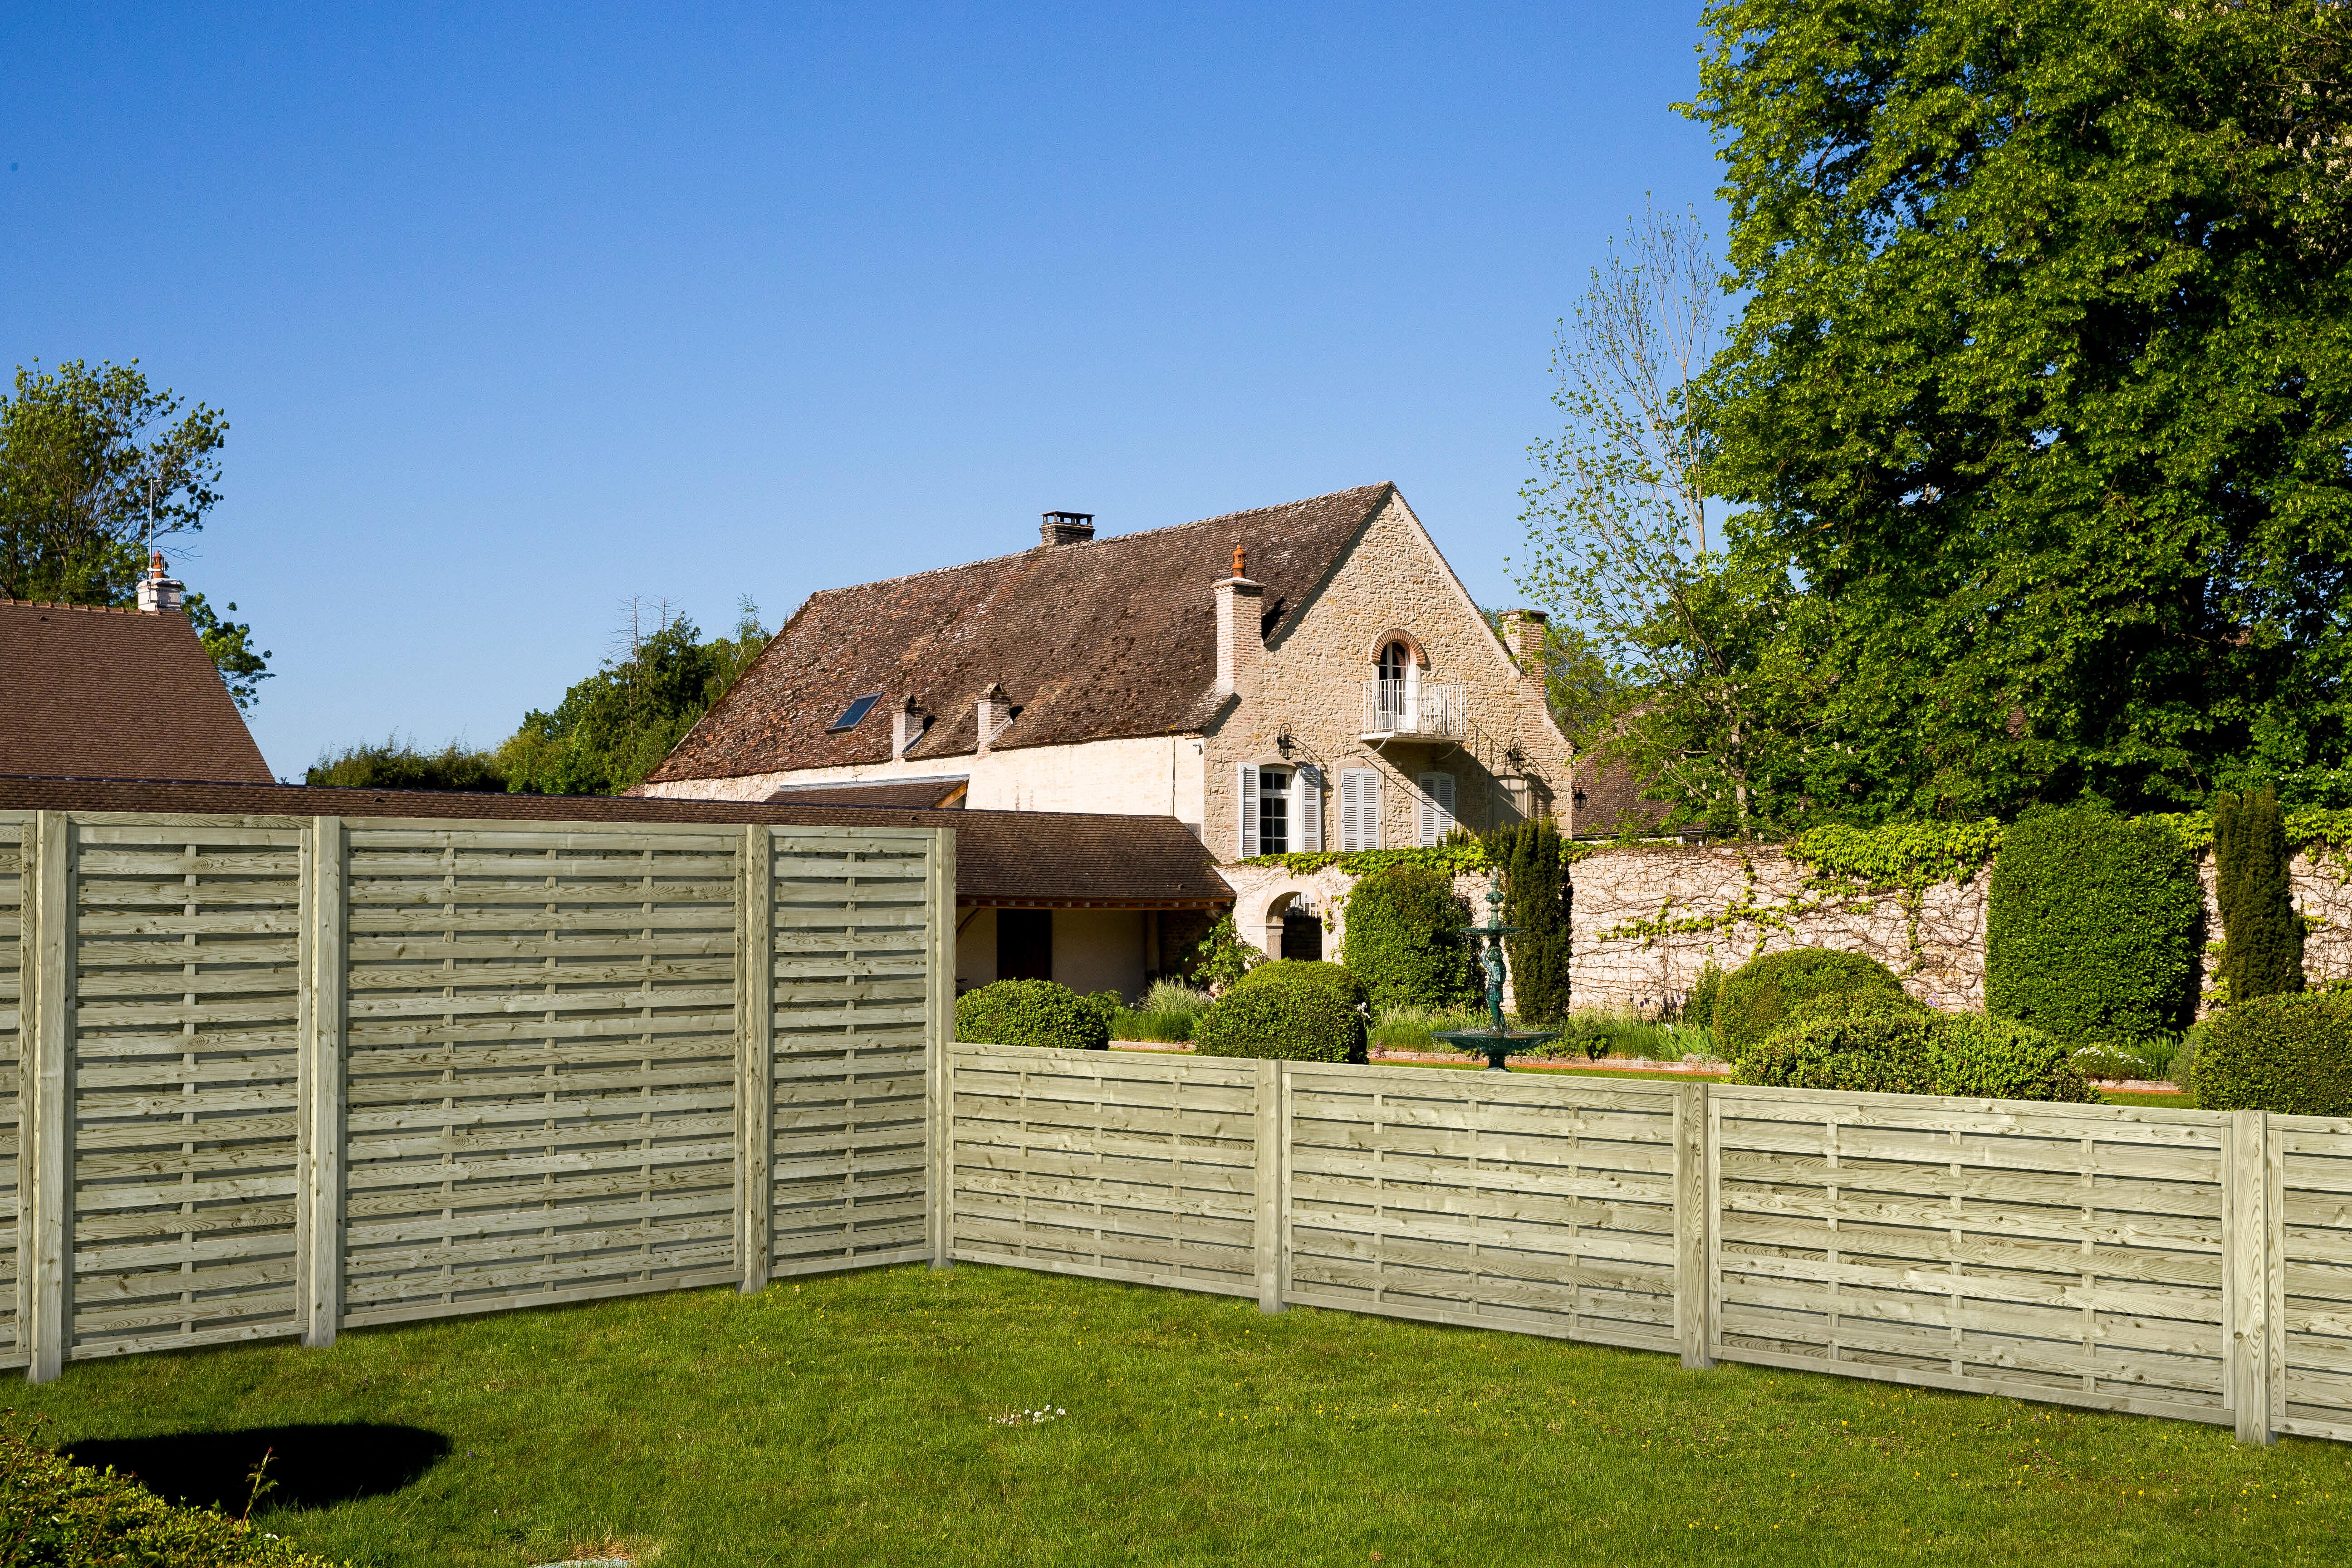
<box><xmin>1239</xmin><ymin>844</ymin><xmax>1507</xmax><ymax>877</ymax></box>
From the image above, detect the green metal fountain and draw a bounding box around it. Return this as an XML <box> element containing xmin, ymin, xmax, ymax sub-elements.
<box><xmin>1431</xmin><ymin>877</ymin><xmax>1560</xmax><ymax>1070</ymax></box>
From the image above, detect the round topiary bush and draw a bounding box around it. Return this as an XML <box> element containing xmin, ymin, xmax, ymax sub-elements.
<box><xmin>1193</xmin><ymin>960</ymin><xmax>1368</xmax><ymax>1063</ymax></box>
<box><xmin>1712</xmin><ymin>948</ymin><xmax>1906</xmax><ymax>1058</ymax></box>
<box><xmin>1340</xmin><ymin>862</ymin><xmax>1476</xmax><ymax>1013</ymax></box>
<box><xmin>1736</xmin><ymin>1008</ymin><xmax>2095</xmax><ymax>1103</ymax></box>
<box><xmin>1986</xmin><ymin>802</ymin><xmax>2202</xmax><ymax>1048</ymax></box>
<box><xmin>2187</xmin><ymin>991</ymin><xmax>2352</xmax><ymax>1114</ymax></box>
<box><xmin>954</xmin><ymin>979</ymin><xmax>1111</xmax><ymax>1051</ymax></box>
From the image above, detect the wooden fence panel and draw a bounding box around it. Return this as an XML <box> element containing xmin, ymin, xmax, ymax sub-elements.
<box><xmin>948</xmin><ymin>1044</ymin><xmax>1261</xmax><ymax>1295</ymax></box>
<box><xmin>2272</xmin><ymin>1114</ymin><xmax>2352</xmax><ymax>1441</ymax></box>
<box><xmin>1708</xmin><ymin>1085</ymin><xmax>2234</xmax><ymax>1424</ymax></box>
<box><xmin>1283</xmin><ymin>1063</ymin><xmax>1681</xmax><ymax>1350</ymax></box>
<box><xmin>69</xmin><ymin>818</ymin><xmax>309</xmax><ymax>1359</ymax></box>
<box><xmin>0</xmin><ymin>813</ymin><xmax>24</xmax><ymax>1367</ymax></box>
<box><xmin>337</xmin><ymin>823</ymin><xmax>744</xmax><ymax>1328</ymax></box>
<box><xmin>766</xmin><ymin>828</ymin><xmax>934</xmax><ymax>1277</ymax></box>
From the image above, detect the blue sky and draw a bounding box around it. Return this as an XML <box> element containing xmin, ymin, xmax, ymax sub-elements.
<box><xmin>3</xmin><ymin>4</ymin><xmax>1722</xmax><ymax>778</ymax></box>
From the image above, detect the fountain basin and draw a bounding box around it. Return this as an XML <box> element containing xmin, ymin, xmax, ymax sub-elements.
<box><xmin>1430</xmin><ymin>1029</ymin><xmax>1562</xmax><ymax>1072</ymax></box>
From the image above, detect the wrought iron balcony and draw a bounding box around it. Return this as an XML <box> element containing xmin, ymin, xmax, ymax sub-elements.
<box><xmin>1361</xmin><ymin>679</ymin><xmax>1467</xmax><ymax>740</ymax></box>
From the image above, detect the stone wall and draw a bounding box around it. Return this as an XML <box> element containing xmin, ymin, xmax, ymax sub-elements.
<box><xmin>1229</xmin><ymin>845</ymin><xmax>2352</xmax><ymax>1017</ymax></box>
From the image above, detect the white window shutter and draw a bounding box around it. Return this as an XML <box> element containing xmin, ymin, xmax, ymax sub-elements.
<box><xmin>1417</xmin><ymin>772</ymin><xmax>1455</xmax><ymax>846</ymax></box>
<box><xmin>1239</xmin><ymin>764</ymin><xmax>1260</xmax><ymax>857</ymax></box>
<box><xmin>1338</xmin><ymin>769</ymin><xmax>1362</xmax><ymax>852</ymax></box>
<box><xmin>1296</xmin><ymin>765</ymin><xmax>1322</xmax><ymax>853</ymax></box>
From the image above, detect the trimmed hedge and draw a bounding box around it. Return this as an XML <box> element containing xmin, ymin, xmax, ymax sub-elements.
<box><xmin>1193</xmin><ymin>960</ymin><xmax>1368</xmax><ymax>1063</ymax></box>
<box><xmin>1712</xmin><ymin>948</ymin><xmax>1906</xmax><ymax>1058</ymax></box>
<box><xmin>1340</xmin><ymin>862</ymin><xmax>1476</xmax><ymax>1013</ymax></box>
<box><xmin>953</xmin><ymin>979</ymin><xmax>1110</xmax><ymax>1051</ymax></box>
<box><xmin>1986</xmin><ymin>803</ymin><xmax>2202</xmax><ymax>1047</ymax></box>
<box><xmin>2187</xmin><ymin>991</ymin><xmax>2352</xmax><ymax>1115</ymax></box>
<box><xmin>0</xmin><ymin>1415</ymin><xmax>344</xmax><ymax>1568</ymax></box>
<box><xmin>1736</xmin><ymin>1009</ymin><xmax>2097</xmax><ymax>1103</ymax></box>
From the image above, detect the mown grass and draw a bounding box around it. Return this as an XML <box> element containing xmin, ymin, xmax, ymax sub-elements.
<box><xmin>10</xmin><ymin>1264</ymin><xmax>2347</xmax><ymax>1566</ymax></box>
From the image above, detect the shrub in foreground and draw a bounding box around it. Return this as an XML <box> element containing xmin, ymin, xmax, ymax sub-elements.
<box><xmin>1341</xmin><ymin>863</ymin><xmax>1476</xmax><ymax>1012</ymax></box>
<box><xmin>1712</xmin><ymin>948</ymin><xmax>1906</xmax><ymax>1058</ymax></box>
<box><xmin>954</xmin><ymin>980</ymin><xmax>1110</xmax><ymax>1051</ymax></box>
<box><xmin>2188</xmin><ymin>991</ymin><xmax>2352</xmax><ymax>1115</ymax></box>
<box><xmin>1737</xmin><ymin>1010</ymin><xmax>2097</xmax><ymax>1103</ymax></box>
<box><xmin>1986</xmin><ymin>802</ymin><xmax>2202</xmax><ymax>1047</ymax></box>
<box><xmin>0</xmin><ymin>1416</ymin><xmax>343</xmax><ymax>1568</ymax></box>
<box><xmin>1194</xmin><ymin>960</ymin><xmax>1368</xmax><ymax>1063</ymax></box>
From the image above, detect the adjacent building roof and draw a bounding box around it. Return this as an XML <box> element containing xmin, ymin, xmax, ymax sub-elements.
<box><xmin>0</xmin><ymin>600</ymin><xmax>274</xmax><ymax>784</ymax></box>
<box><xmin>0</xmin><ymin>776</ymin><xmax>1234</xmax><ymax>909</ymax></box>
<box><xmin>647</xmin><ymin>482</ymin><xmax>1395</xmax><ymax>784</ymax></box>
<box><xmin>764</xmin><ymin>776</ymin><xmax>969</xmax><ymax>809</ymax></box>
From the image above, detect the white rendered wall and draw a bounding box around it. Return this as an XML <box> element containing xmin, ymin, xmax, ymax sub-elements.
<box><xmin>950</xmin><ymin>904</ymin><xmax>1150</xmax><ymax>1002</ymax></box>
<box><xmin>956</xmin><ymin>906</ymin><xmax>996</xmax><ymax>994</ymax></box>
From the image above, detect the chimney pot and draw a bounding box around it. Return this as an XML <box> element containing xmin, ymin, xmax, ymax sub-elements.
<box><xmin>1039</xmin><ymin>511</ymin><xmax>1096</xmax><ymax>547</ymax></box>
<box><xmin>1503</xmin><ymin>609</ymin><xmax>1548</xmax><ymax>676</ymax></box>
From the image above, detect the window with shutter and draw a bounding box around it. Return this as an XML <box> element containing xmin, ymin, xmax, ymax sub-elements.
<box><xmin>1417</xmin><ymin>772</ymin><xmax>1456</xmax><ymax>846</ymax></box>
<box><xmin>1295</xmin><ymin>764</ymin><xmax>1322</xmax><ymax>853</ymax></box>
<box><xmin>1339</xmin><ymin>768</ymin><xmax>1380</xmax><ymax>852</ymax></box>
<box><xmin>1239</xmin><ymin>764</ymin><xmax>1259</xmax><ymax>857</ymax></box>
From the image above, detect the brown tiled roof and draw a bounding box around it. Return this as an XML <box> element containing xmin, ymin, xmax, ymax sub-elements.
<box><xmin>764</xmin><ymin>778</ymin><xmax>968</xmax><ymax>808</ymax></box>
<box><xmin>1570</xmin><ymin>749</ymin><xmax>1685</xmax><ymax>840</ymax></box>
<box><xmin>0</xmin><ymin>601</ymin><xmax>273</xmax><ymax>784</ymax></box>
<box><xmin>0</xmin><ymin>776</ymin><xmax>1233</xmax><ymax>909</ymax></box>
<box><xmin>647</xmin><ymin>483</ymin><xmax>1395</xmax><ymax>783</ymax></box>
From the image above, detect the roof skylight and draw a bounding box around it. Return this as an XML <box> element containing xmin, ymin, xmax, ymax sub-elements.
<box><xmin>828</xmin><ymin>692</ymin><xmax>883</xmax><ymax>732</ymax></box>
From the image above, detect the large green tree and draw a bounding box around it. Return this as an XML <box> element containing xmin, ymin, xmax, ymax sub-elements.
<box><xmin>0</xmin><ymin>359</ymin><xmax>273</xmax><ymax>708</ymax></box>
<box><xmin>1687</xmin><ymin>0</ymin><xmax>2352</xmax><ymax>819</ymax></box>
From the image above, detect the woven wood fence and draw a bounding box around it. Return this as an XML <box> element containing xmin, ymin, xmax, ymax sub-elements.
<box><xmin>945</xmin><ymin>1043</ymin><xmax>2352</xmax><ymax>1447</ymax></box>
<box><xmin>5</xmin><ymin>808</ymin><xmax>953</xmax><ymax>1383</ymax></box>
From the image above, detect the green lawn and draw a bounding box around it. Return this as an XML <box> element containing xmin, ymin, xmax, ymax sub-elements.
<box><xmin>10</xmin><ymin>1264</ymin><xmax>2348</xmax><ymax>1566</ymax></box>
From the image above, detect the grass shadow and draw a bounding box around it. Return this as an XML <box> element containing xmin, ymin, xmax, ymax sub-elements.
<box><xmin>64</xmin><ymin>1422</ymin><xmax>451</xmax><ymax>1512</ymax></box>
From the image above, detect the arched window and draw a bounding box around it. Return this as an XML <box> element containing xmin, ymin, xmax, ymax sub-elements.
<box><xmin>1373</xmin><ymin>641</ymin><xmax>1418</xmax><ymax>730</ymax></box>
<box><xmin>1377</xmin><ymin>641</ymin><xmax>1410</xmax><ymax>686</ymax></box>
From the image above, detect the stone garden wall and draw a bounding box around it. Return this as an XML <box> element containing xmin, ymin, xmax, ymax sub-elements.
<box><xmin>1226</xmin><ymin>845</ymin><xmax>2352</xmax><ymax>1017</ymax></box>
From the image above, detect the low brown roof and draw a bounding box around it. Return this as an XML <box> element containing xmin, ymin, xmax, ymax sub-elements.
<box><xmin>764</xmin><ymin>778</ymin><xmax>968</xmax><ymax>808</ymax></box>
<box><xmin>647</xmin><ymin>483</ymin><xmax>1394</xmax><ymax>783</ymax></box>
<box><xmin>0</xmin><ymin>601</ymin><xmax>274</xmax><ymax>784</ymax></box>
<box><xmin>0</xmin><ymin>776</ymin><xmax>1233</xmax><ymax>909</ymax></box>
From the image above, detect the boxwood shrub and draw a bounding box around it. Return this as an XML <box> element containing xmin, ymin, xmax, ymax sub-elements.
<box><xmin>2187</xmin><ymin>991</ymin><xmax>2352</xmax><ymax>1115</ymax></box>
<box><xmin>954</xmin><ymin>979</ymin><xmax>1110</xmax><ymax>1051</ymax></box>
<box><xmin>0</xmin><ymin>1416</ymin><xmax>343</xmax><ymax>1568</ymax></box>
<box><xmin>1737</xmin><ymin>1009</ymin><xmax>2097</xmax><ymax>1103</ymax></box>
<box><xmin>1340</xmin><ymin>862</ymin><xmax>1476</xmax><ymax>1012</ymax></box>
<box><xmin>1194</xmin><ymin>960</ymin><xmax>1368</xmax><ymax>1063</ymax></box>
<box><xmin>1712</xmin><ymin>948</ymin><xmax>1906</xmax><ymax>1058</ymax></box>
<box><xmin>1986</xmin><ymin>802</ymin><xmax>2202</xmax><ymax>1048</ymax></box>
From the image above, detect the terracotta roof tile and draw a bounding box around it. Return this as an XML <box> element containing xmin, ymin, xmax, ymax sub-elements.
<box><xmin>0</xmin><ymin>776</ymin><xmax>1232</xmax><ymax>908</ymax></box>
<box><xmin>0</xmin><ymin>600</ymin><xmax>273</xmax><ymax>784</ymax></box>
<box><xmin>648</xmin><ymin>483</ymin><xmax>1393</xmax><ymax>782</ymax></box>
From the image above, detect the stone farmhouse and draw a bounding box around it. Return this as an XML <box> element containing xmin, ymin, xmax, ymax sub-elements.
<box><xmin>639</xmin><ymin>482</ymin><xmax>1576</xmax><ymax>995</ymax></box>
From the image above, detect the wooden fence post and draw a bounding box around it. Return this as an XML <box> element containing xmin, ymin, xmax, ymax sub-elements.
<box><xmin>1254</xmin><ymin>1059</ymin><xmax>1287</xmax><ymax>1313</ymax></box>
<box><xmin>2230</xmin><ymin>1108</ymin><xmax>2275</xmax><ymax>1446</ymax></box>
<box><xmin>297</xmin><ymin>815</ymin><xmax>347</xmax><ymax>1348</ymax></box>
<box><xmin>24</xmin><ymin>812</ymin><xmax>71</xmax><ymax>1384</ymax></box>
<box><xmin>1675</xmin><ymin>1080</ymin><xmax>1714</xmax><ymax>1370</ymax></box>
<box><xmin>926</xmin><ymin>828</ymin><xmax>957</xmax><ymax>1269</ymax></box>
<box><xmin>737</xmin><ymin>825</ymin><xmax>775</xmax><ymax>1293</ymax></box>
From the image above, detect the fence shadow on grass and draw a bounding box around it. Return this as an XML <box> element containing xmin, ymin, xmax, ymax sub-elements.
<box><xmin>64</xmin><ymin>1422</ymin><xmax>452</xmax><ymax>1512</ymax></box>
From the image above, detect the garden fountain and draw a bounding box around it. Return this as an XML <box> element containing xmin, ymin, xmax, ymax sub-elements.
<box><xmin>1431</xmin><ymin>877</ymin><xmax>1560</xmax><ymax>1070</ymax></box>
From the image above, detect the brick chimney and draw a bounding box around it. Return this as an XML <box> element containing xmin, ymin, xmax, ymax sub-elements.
<box><xmin>1212</xmin><ymin>545</ymin><xmax>1263</xmax><ymax>700</ymax></box>
<box><xmin>975</xmin><ymin>683</ymin><xmax>1006</xmax><ymax>757</ymax></box>
<box><xmin>1502</xmin><ymin>609</ymin><xmax>1548</xmax><ymax>680</ymax></box>
<box><xmin>134</xmin><ymin>551</ymin><xmax>182</xmax><ymax>614</ymax></box>
<box><xmin>1039</xmin><ymin>510</ymin><xmax>1095</xmax><ymax>547</ymax></box>
<box><xmin>892</xmin><ymin>698</ymin><xmax>925</xmax><ymax>761</ymax></box>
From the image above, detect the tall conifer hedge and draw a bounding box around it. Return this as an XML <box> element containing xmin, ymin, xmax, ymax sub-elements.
<box><xmin>1487</xmin><ymin>821</ymin><xmax>1573</xmax><ymax>1026</ymax></box>
<box><xmin>2215</xmin><ymin>784</ymin><xmax>2304</xmax><ymax>1002</ymax></box>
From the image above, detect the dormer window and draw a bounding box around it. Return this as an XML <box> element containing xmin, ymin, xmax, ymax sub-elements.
<box><xmin>1377</xmin><ymin>641</ymin><xmax>1410</xmax><ymax>686</ymax></box>
<box><xmin>828</xmin><ymin>692</ymin><xmax>883</xmax><ymax>732</ymax></box>
<box><xmin>1372</xmin><ymin>639</ymin><xmax>1421</xmax><ymax>732</ymax></box>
